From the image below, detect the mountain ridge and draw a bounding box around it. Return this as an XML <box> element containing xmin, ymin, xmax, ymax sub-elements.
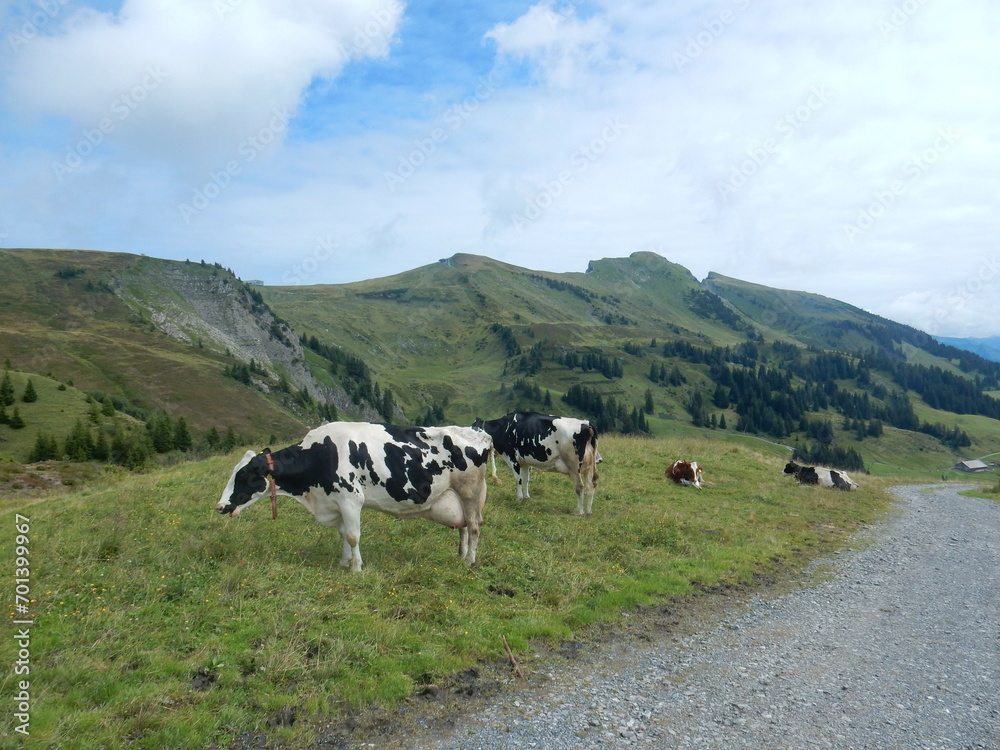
<box><xmin>1</xmin><ymin>247</ymin><xmax>997</xmax><ymax>473</ymax></box>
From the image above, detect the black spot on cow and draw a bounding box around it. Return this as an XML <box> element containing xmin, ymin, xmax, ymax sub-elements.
<box><xmin>349</xmin><ymin>440</ymin><xmax>379</xmax><ymax>485</ymax></box>
<box><xmin>383</xmin><ymin>441</ymin><xmax>442</xmax><ymax>505</ymax></box>
<box><xmin>441</xmin><ymin>434</ymin><xmax>468</xmax><ymax>471</ymax></box>
<box><xmin>272</xmin><ymin>438</ymin><xmax>342</xmax><ymax>496</ymax></box>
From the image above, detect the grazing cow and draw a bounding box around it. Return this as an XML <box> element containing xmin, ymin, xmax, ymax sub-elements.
<box><xmin>216</xmin><ymin>422</ymin><xmax>493</xmax><ymax>571</ymax></box>
<box><xmin>782</xmin><ymin>461</ymin><xmax>858</xmax><ymax>491</ymax></box>
<box><xmin>471</xmin><ymin>411</ymin><xmax>601</xmax><ymax>515</ymax></box>
<box><xmin>665</xmin><ymin>459</ymin><xmax>704</xmax><ymax>489</ymax></box>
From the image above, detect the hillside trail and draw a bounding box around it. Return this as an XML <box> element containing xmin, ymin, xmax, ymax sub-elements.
<box><xmin>373</xmin><ymin>484</ymin><xmax>999</xmax><ymax>750</ymax></box>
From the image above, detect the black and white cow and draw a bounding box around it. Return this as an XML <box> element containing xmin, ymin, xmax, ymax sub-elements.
<box><xmin>217</xmin><ymin>422</ymin><xmax>493</xmax><ymax>571</ymax></box>
<box><xmin>782</xmin><ymin>461</ymin><xmax>858</xmax><ymax>491</ymax></box>
<box><xmin>472</xmin><ymin>412</ymin><xmax>601</xmax><ymax>515</ymax></box>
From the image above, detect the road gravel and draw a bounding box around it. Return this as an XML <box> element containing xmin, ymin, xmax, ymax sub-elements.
<box><xmin>382</xmin><ymin>484</ymin><xmax>999</xmax><ymax>750</ymax></box>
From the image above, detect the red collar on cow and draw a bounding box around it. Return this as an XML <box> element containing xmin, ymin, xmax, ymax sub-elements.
<box><xmin>264</xmin><ymin>452</ymin><xmax>277</xmax><ymax>520</ymax></box>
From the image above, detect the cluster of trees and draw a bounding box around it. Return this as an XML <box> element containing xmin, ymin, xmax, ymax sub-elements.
<box><xmin>223</xmin><ymin>359</ymin><xmax>268</xmax><ymax>385</ymax></box>
<box><xmin>792</xmin><ymin>442</ymin><xmax>866</xmax><ymax>471</ymax></box>
<box><xmin>300</xmin><ymin>334</ymin><xmax>395</xmax><ymax>420</ymax></box>
<box><xmin>29</xmin><ymin>407</ymin><xmax>242</xmax><ymax>468</ymax></box>
<box><xmin>562</xmin><ymin>383</ymin><xmax>650</xmax><ymax>435</ymax></box>
<box><xmin>684</xmin><ymin>289</ymin><xmax>754</xmax><ymax>333</ymax></box>
<box><xmin>648</xmin><ymin>362</ymin><xmax>686</xmax><ymax>386</ymax></box>
<box><xmin>656</xmin><ymin>342</ymin><xmax>978</xmax><ymax>453</ymax></box>
<box><xmin>0</xmin><ymin>372</ymin><xmax>36</xmax><ymax>429</ymax></box>
<box><xmin>528</xmin><ymin>274</ymin><xmax>596</xmax><ymax>303</ymax></box>
<box><xmin>555</xmin><ymin>351</ymin><xmax>624</xmax><ymax>379</ymax></box>
<box><xmin>490</xmin><ymin>323</ymin><xmax>521</xmax><ymax>357</ymax></box>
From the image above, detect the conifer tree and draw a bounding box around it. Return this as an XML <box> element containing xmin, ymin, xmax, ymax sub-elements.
<box><xmin>8</xmin><ymin>407</ymin><xmax>25</xmax><ymax>429</ymax></box>
<box><xmin>28</xmin><ymin>432</ymin><xmax>59</xmax><ymax>462</ymax></box>
<box><xmin>0</xmin><ymin>371</ymin><xmax>14</xmax><ymax>407</ymax></box>
<box><xmin>21</xmin><ymin>379</ymin><xmax>38</xmax><ymax>403</ymax></box>
<box><xmin>173</xmin><ymin>417</ymin><xmax>192</xmax><ymax>452</ymax></box>
<box><xmin>205</xmin><ymin>426</ymin><xmax>221</xmax><ymax>450</ymax></box>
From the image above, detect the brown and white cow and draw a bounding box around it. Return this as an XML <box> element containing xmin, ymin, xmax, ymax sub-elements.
<box><xmin>472</xmin><ymin>412</ymin><xmax>601</xmax><ymax>515</ymax></box>
<box><xmin>665</xmin><ymin>459</ymin><xmax>704</xmax><ymax>489</ymax></box>
<box><xmin>217</xmin><ymin>422</ymin><xmax>493</xmax><ymax>571</ymax></box>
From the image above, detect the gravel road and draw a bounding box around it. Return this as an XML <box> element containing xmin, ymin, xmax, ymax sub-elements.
<box><xmin>383</xmin><ymin>484</ymin><xmax>999</xmax><ymax>750</ymax></box>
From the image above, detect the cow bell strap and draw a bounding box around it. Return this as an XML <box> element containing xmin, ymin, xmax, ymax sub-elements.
<box><xmin>264</xmin><ymin>452</ymin><xmax>278</xmax><ymax>520</ymax></box>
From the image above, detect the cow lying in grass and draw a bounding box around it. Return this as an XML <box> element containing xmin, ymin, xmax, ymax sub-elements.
<box><xmin>665</xmin><ymin>459</ymin><xmax>704</xmax><ymax>489</ymax></box>
<box><xmin>782</xmin><ymin>461</ymin><xmax>858</xmax><ymax>491</ymax></box>
<box><xmin>216</xmin><ymin>422</ymin><xmax>493</xmax><ymax>571</ymax></box>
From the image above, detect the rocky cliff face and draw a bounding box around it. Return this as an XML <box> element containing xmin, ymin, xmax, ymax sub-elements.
<box><xmin>109</xmin><ymin>261</ymin><xmax>364</xmax><ymax>415</ymax></box>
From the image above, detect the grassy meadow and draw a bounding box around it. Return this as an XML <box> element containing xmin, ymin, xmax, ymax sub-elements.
<box><xmin>3</xmin><ymin>434</ymin><xmax>904</xmax><ymax>748</ymax></box>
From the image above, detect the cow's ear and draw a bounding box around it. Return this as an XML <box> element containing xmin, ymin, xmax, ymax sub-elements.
<box><xmin>242</xmin><ymin>449</ymin><xmax>256</xmax><ymax>461</ymax></box>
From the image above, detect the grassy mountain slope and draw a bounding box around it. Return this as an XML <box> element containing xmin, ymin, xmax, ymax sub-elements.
<box><xmin>265</xmin><ymin>252</ymin><xmax>753</xmax><ymax>421</ymax></box>
<box><xmin>266</xmin><ymin>252</ymin><xmax>1000</xmax><ymax>473</ymax></box>
<box><xmin>704</xmin><ymin>272</ymin><xmax>901</xmax><ymax>351</ymax></box>
<box><xmin>0</xmin><ymin>249</ymin><xmax>314</xmax><ymax>445</ymax></box>
<box><xmin>3</xmin><ymin>247</ymin><xmax>998</xmax><ymax>474</ymax></box>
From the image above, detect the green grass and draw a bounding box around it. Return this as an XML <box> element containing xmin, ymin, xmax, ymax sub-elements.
<box><xmin>0</xmin><ymin>372</ymin><xmax>95</xmax><ymax>463</ymax></box>
<box><xmin>2</xmin><ymin>434</ymin><xmax>892</xmax><ymax>748</ymax></box>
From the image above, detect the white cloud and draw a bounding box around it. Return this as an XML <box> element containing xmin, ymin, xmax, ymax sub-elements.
<box><xmin>4</xmin><ymin>0</ymin><xmax>404</xmax><ymax>168</ymax></box>
<box><xmin>484</xmin><ymin>1</ymin><xmax>619</xmax><ymax>88</ymax></box>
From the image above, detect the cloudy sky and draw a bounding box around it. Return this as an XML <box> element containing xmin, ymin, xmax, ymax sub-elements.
<box><xmin>1</xmin><ymin>0</ymin><xmax>998</xmax><ymax>336</ymax></box>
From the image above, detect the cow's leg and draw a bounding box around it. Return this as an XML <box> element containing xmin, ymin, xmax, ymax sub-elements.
<box><xmin>338</xmin><ymin>500</ymin><xmax>364</xmax><ymax>572</ymax></box>
<box><xmin>516</xmin><ymin>464</ymin><xmax>531</xmax><ymax>500</ymax></box>
<box><xmin>576</xmin><ymin>469</ymin><xmax>596</xmax><ymax>515</ymax></box>
<box><xmin>449</xmin><ymin>480</ymin><xmax>486</xmax><ymax>566</ymax></box>
<box><xmin>571</xmin><ymin>468</ymin><xmax>586</xmax><ymax>516</ymax></box>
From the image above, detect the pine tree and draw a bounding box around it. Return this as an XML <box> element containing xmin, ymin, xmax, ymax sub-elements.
<box><xmin>719</xmin><ymin>413</ymin><xmax>728</xmax><ymax>430</ymax></box>
<box><xmin>101</xmin><ymin>396</ymin><xmax>116</xmax><ymax>417</ymax></box>
<box><xmin>150</xmin><ymin>414</ymin><xmax>174</xmax><ymax>453</ymax></box>
<box><xmin>8</xmin><ymin>407</ymin><xmax>25</xmax><ymax>429</ymax></box>
<box><xmin>173</xmin><ymin>417</ymin><xmax>192</xmax><ymax>452</ymax></box>
<box><xmin>644</xmin><ymin>389</ymin><xmax>655</xmax><ymax>415</ymax></box>
<box><xmin>28</xmin><ymin>432</ymin><xmax>59</xmax><ymax>462</ymax></box>
<box><xmin>21</xmin><ymin>379</ymin><xmax>38</xmax><ymax>403</ymax></box>
<box><xmin>93</xmin><ymin>430</ymin><xmax>110</xmax><ymax>461</ymax></box>
<box><xmin>222</xmin><ymin>426</ymin><xmax>237</xmax><ymax>451</ymax></box>
<box><xmin>205</xmin><ymin>426</ymin><xmax>221</xmax><ymax>450</ymax></box>
<box><xmin>0</xmin><ymin>371</ymin><xmax>14</xmax><ymax>407</ymax></box>
<box><xmin>64</xmin><ymin>418</ymin><xmax>94</xmax><ymax>460</ymax></box>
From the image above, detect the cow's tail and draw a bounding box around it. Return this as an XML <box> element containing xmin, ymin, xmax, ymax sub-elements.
<box><xmin>580</xmin><ymin>424</ymin><xmax>599</xmax><ymax>488</ymax></box>
<box><xmin>489</xmin><ymin>449</ymin><xmax>502</xmax><ymax>486</ymax></box>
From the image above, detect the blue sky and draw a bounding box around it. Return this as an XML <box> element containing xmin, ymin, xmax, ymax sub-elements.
<box><xmin>2</xmin><ymin>0</ymin><xmax>999</xmax><ymax>336</ymax></box>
